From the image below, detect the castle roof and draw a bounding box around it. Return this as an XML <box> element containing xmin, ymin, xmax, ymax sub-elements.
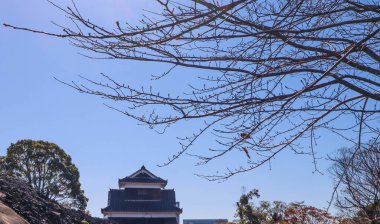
<box><xmin>118</xmin><ymin>165</ymin><xmax>167</xmax><ymax>188</ymax></box>
<box><xmin>101</xmin><ymin>188</ymin><xmax>182</xmax><ymax>213</ymax></box>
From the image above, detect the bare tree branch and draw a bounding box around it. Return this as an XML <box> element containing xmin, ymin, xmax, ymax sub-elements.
<box><xmin>5</xmin><ymin>0</ymin><xmax>380</xmax><ymax>180</ymax></box>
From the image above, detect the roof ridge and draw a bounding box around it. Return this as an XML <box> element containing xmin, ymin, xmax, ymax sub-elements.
<box><xmin>128</xmin><ymin>165</ymin><xmax>158</xmax><ymax>179</ymax></box>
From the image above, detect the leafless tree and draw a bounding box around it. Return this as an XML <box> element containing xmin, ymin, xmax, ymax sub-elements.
<box><xmin>330</xmin><ymin>139</ymin><xmax>380</xmax><ymax>223</ymax></box>
<box><xmin>4</xmin><ymin>0</ymin><xmax>380</xmax><ymax>180</ymax></box>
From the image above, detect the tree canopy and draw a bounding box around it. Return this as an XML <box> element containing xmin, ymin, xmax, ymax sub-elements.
<box><xmin>0</xmin><ymin>140</ymin><xmax>88</xmax><ymax>210</ymax></box>
<box><xmin>4</xmin><ymin>0</ymin><xmax>380</xmax><ymax>180</ymax></box>
<box><xmin>235</xmin><ymin>189</ymin><xmax>337</xmax><ymax>224</ymax></box>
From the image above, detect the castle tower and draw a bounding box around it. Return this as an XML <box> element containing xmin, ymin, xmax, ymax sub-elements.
<box><xmin>101</xmin><ymin>166</ymin><xmax>182</xmax><ymax>224</ymax></box>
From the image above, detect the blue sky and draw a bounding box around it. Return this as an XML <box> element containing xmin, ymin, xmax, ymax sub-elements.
<box><xmin>0</xmin><ymin>0</ymin><xmax>347</xmax><ymax>220</ymax></box>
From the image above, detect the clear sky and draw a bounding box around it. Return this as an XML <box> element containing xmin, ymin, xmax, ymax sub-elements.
<box><xmin>1</xmin><ymin>0</ymin><xmax>347</xmax><ymax>220</ymax></box>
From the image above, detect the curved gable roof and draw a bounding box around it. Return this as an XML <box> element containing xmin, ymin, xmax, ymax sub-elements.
<box><xmin>119</xmin><ymin>166</ymin><xmax>167</xmax><ymax>186</ymax></box>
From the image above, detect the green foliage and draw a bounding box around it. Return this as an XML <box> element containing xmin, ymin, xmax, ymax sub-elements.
<box><xmin>0</xmin><ymin>139</ymin><xmax>88</xmax><ymax>210</ymax></box>
<box><xmin>236</xmin><ymin>189</ymin><xmax>261</xmax><ymax>224</ymax></box>
<box><xmin>236</xmin><ymin>189</ymin><xmax>287</xmax><ymax>224</ymax></box>
<box><xmin>81</xmin><ymin>220</ymin><xmax>90</xmax><ymax>224</ymax></box>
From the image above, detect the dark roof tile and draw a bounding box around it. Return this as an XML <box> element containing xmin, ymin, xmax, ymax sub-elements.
<box><xmin>101</xmin><ymin>189</ymin><xmax>182</xmax><ymax>213</ymax></box>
